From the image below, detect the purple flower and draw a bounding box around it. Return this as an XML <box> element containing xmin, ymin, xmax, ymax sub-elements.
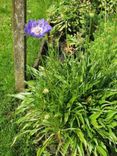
<box><xmin>24</xmin><ymin>19</ymin><xmax>52</xmax><ymax>38</ymax></box>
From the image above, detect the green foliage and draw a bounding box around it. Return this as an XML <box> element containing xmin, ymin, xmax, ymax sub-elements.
<box><xmin>96</xmin><ymin>0</ymin><xmax>117</xmax><ymax>15</ymax></box>
<box><xmin>47</xmin><ymin>0</ymin><xmax>117</xmax><ymax>48</ymax></box>
<box><xmin>0</xmin><ymin>1</ymin><xmax>16</xmax><ymax>155</ymax></box>
<box><xmin>48</xmin><ymin>0</ymin><xmax>95</xmax><ymax>42</ymax></box>
<box><xmin>14</xmin><ymin>18</ymin><xmax>117</xmax><ymax>155</ymax></box>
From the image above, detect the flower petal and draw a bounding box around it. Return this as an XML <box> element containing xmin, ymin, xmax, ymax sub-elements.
<box><xmin>24</xmin><ymin>19</ymin><xmax>52</xmax><ymax>38</ymax></box>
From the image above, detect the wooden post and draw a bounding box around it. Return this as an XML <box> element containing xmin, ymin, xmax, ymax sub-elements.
<box><xmin>12</xmin><ymin>0</ymin><xmax>26</xmax><ymax>92</ymax></box>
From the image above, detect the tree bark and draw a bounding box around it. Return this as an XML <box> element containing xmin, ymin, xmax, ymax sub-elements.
<box><xmin>12</xmin><ymin>0</ymin><xmax>26</xmax><ymax>92</ymax></box>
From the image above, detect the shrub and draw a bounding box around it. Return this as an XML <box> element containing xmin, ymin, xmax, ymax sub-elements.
<box><xmin>13</xmin><ymin>17</ymin><xmax>117</xmax><ymax>156</ymax></box>
<box><xmin>48</xmin><ymin>0</ymin><xmax>96</xmax><ymax>44</ymax></box>
<box><xmin>47</xmin><ymin>0</ymin><xmax>117</xmax><ymax>48</ymax></box>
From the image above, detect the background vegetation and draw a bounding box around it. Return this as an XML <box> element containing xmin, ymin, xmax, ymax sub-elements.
<box><xmin>14</xmin><ymin>16</ymin><xmax>117</xmax><ymax>156</ymax></box>
<box><xmin>0</xmin><ymin>0</ymin><xmax>117</xmax><ymax>156</ymax></box>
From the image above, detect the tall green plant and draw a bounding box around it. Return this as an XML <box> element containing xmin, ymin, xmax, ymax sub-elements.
<box><xmin>13</xmin><ymin>17</ymin><xmax>117</xmax><ymax>155</ymax></box>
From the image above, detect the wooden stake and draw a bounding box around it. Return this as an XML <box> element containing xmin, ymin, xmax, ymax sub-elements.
<box><xmin>12</xmin><ymin>0</ymin><xmax>26</xmax><ymax>92</ymax></box>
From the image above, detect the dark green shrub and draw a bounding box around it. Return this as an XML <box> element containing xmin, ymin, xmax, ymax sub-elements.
<box><xmin>13</xmin><ymin>17</ymin><xmax>117</xmax><ymax>156</ymax></box>
<box><xmin>47</xmin><ymin>0</ymin><xmax>117</xmax><ymax>50</ymax></box>
<box><xmin>95</xmin><ymin>0</ymin><xmax>117</xmax><ymax>15</ymax></box>
<box><xmin>48</xmin><ymin>0</ymin><xmax>96</xmax><ymax>44</ymax></box>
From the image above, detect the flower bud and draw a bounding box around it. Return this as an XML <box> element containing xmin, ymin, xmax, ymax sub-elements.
<box><xmin>43</xmin><ymin>88</ymin><xmax>49</xmax><ymax>94</ymax></box>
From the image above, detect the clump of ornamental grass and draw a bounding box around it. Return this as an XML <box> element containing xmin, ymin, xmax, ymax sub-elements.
<box><xmin>13</xmin><ymin>26</ymin><xmax>117</xmax><ymax>156</ymax></box>
<box><xmin>12</xmin><ymin>17</ymin><xmax>117</xmax><ymax>156</ymax></box>
<box><xmin>13</xmin><ymin>52</ymin><xmax>117</xmax><ymax>155</ymax></box>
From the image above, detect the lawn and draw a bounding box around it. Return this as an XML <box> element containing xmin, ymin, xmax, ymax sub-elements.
<box><xmin>0</xmin><ymin>0</ymin><xmax>53</xmax><ymax>155</ymax></box>
<box><xmin>0</xmin><ymin>0</ymin><xmax>15</xmax><ymax>155</ymax></box>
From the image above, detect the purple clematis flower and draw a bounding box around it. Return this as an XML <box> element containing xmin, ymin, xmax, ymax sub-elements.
<box><xmin>24</xmin><ymin>19</ymin><xmax>52</xmax><ymax>38</ymax></box>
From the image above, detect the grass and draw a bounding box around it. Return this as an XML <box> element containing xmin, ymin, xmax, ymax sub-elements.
<box><xmin>0</xmin><ymin>0</ymin><xmax>16</xmax><ymax>155</ymax></box>
<box><xmin>0</xmin><ymin>0</ymin><xmax>54</xmax><ymax>155</ymax></box>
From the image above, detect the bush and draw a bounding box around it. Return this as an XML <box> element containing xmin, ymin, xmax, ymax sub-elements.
<box><xmin>13</xmin><ymin>17</ymin><xmax>117</xmax><ymax>156</ymax></box>
<box><xmin>47</xmin><ymin>0</ymin><xmax>117</xmax><ymax>49</ymax></box>
<box><xmin>48</xmin><ymin>0</ymin><xmax>96</xmax><ymax>44</ymax></box>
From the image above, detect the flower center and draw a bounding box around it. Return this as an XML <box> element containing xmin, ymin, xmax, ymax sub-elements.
<box><xmin>31</xmin><ymin>25</ymin><xmax>43</xmax><ymax>35</ymax></box>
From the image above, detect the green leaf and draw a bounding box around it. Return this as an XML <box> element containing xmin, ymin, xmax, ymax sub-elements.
<box><xmin>77</xmin><ymin>142</ymin><xmax>84</xmax><ymax>156</ymax></box>
<box><xmin>90</xmin><ymin>111</ymin><xmax>103</xmax><ymax>128</ymax></box>
<box><xmin>97</xmin><ymin>145</ymin><xmax>107</xmax><ymax>156</ymax></box>
<box><xmin>106</xmin><ymin>111</ymin><xmax>117</xmax><ymax>121</ymax></box>
<box><xmin>109</xmin><ymin>129</ymin><xmax>117</xmax><ymax>142</ymax></box>
<box><xmin>37</xmin><ymin>134</ymin><xmax>54</xmax><ymax>156</ymax></box>
<box><xmin>66</xmin><ymin>96</ymin><xmax>77</xmax><ymax>109</ymax></box>
<box><xmin>76</xmin><ymin>129</ymin><xmax>87</xmax><ymax>147</ymax></box>
<box><xmin>61</xmin><ymin>138</ymin><xmax>70</xmax><ymax>155</ymax></box>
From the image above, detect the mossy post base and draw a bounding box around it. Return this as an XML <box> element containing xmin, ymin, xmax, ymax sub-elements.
<box><xmin>12</xmin><ymin>0</ymin><xmax>26</xmax><ymax>92</ymax></box>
